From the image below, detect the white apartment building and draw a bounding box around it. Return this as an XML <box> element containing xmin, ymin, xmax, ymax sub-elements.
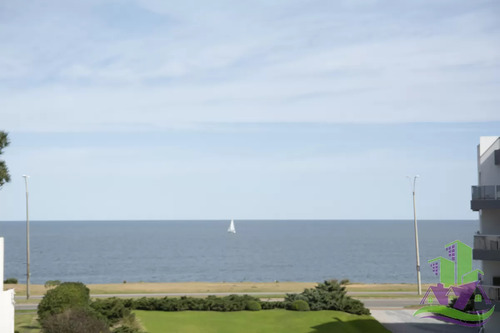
<box><xmin>472</xmin><ymin>136</ymin><xmax>500</xmax><ymax>331</ymax></box>
<box><xmin>0</xmin><ymin>237</ymin><xmax>15</xmax><ymax>333</ymax></box>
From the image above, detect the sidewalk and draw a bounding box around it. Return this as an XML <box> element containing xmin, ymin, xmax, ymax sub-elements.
<box><xmin>371</xmin><ymin>309</ymin><xmax>478</xmax><ymax>333</ymax></box>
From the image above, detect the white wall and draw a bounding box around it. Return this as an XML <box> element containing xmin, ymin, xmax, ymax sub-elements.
<box><xmin>478</xmin><ymin>137</ymin><xmax>500</xmax><ymax>186</ymax></box>
<box><xmin>0</xmin><ymin>238</ymin><xmax>15</xmax><ymax>333</ymax></box>
<box><xmin>0</xmin><ymin>290</ymin><xmax>15</xmax><ymax>333</ymax></box>
<box><xmin>480</xmin><ymin>211</ymin><xmax>500</xmax><ymax>235</ymax></box>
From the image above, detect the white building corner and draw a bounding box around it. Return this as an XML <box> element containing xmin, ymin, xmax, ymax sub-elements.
<box><xmin>0</xmin><ymin>237</ymin><xmax>15</xmax><ymax>333</ymax></box>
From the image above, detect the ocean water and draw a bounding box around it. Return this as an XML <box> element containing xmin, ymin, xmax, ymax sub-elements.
<box><xmin>0</xmin><ymin>220</ymin><xmax>478</xmax><ymax>285</ymax></box>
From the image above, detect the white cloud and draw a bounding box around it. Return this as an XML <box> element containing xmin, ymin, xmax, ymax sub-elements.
<box><xmin>1</xmin><ymin>1</ymin><xmax>500</xmax><ymax>131</ymax></box>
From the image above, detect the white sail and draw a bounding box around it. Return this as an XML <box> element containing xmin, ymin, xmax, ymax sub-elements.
<box><xmin>227</xmin><ymin>219</ymin><xmax>236</xmax><ymax>234</ymax></box>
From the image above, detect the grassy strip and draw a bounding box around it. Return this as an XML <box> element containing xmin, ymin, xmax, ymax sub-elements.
<box><xmin>135</xmin><ymin>309</ymin><xmax>389</xmax><ymax>333</ymax></box>
<box><xmin>6</xmin><ymin>282</ymin><xmax>430</xmax><ymax>296</ymax></box>
<box><xmin>15</xmin><ymin>310</ymin><xmax>41</xmax><ymax>333</ymax></box>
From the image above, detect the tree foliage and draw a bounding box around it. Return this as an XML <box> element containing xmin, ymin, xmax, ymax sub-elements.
<box><xmin>285</xmin><ymin>279</ymin><xmax>370</xmax><ymax>315</ymax></box>
<box><xmin>0</xmin><ymin>131</ymin><xmax>10</xmax><ymax>188</ymax></box>
<box><xmin>37</xmin><ymin>282</ymin><xmax>91</xmax><ymax>322</ymax></box>
<box><xmin>41</xmin><ymin>308</ymin><xmax>110</xmax><ymax>333</ymax></box>
<box><xmin>91</xmin><ymin>298</ymin><xmax>131</xmax><ymax>326</ymax></box>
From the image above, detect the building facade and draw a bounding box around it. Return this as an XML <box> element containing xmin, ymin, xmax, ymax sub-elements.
<box><xmin>0</xmin><ymin>237</ymin><xmax>15</xmax><ymax>333</ymax></box>
<box><xmin>472</xmin><ymin>136</ymin><xmax>500</xmax><ymax>331</ymax></box>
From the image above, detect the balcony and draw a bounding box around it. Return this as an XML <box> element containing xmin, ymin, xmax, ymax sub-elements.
<box><xmin>483</xmin><ymin>285</ymin><xmax>500</xmax><ymax>302</ymax></box>
<box><xmin>471</xmin><ymin>185</ymin><xmax>500</xmax><ymax>211</ymax></box>
<box><xmin>473</xmin><ymin>235</ymin><xmax>500</xmax><ymax>261</ymax></box>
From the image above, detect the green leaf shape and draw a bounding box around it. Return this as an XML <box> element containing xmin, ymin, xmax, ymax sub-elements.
<box><xmin>414</xmin><ymin>305</ymin><xmax>495</xmax><ymax>322</ymax></box>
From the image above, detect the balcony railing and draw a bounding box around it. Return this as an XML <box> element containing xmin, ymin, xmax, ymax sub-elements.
<box><xmin>483</xmin><ymin>285</ymin><xmax>500</xmax><ymax>301</ymax></box>
<box><xmin>472</xmin><ymin>185</ymin><xmax>500</xmax><ymax>200</ymax></box>
<box><xmin>474</xmin><ymin>235</ymin><xmax>500</xmax><ymax>261</ymax></box>
<box><xmin>474</xmin><ymin>235</ymin><xmax>500</xmax><ymax>250</ymax></box>
<box><xmin>471</xmin><ymin>186</ymin><xmax>500</xmax><ymax>211</ymax></box>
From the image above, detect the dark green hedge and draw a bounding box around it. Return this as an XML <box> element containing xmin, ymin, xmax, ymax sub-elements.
<box><xmin>132</xmin><ymin>295</ymin><xmax>261</xmax><ymax>312</ymax></box>
<box><xmin>92</xmin><ymin>295</ymin><xmax>290</xmax><ymax>313</ymax></box>
<box><xmin>88</xmin><ymin>280</ymin><xmax>369</xmax><ymax>316</ymax></box>
<box><xmin>285</xmin><ymin>280</ymin><xmax>370</xmax><ymax>315</ymax></box>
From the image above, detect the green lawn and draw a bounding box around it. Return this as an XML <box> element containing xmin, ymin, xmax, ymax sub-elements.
<box><xmin>135</xmin><ymin>310</ymin><xmax>389</xmax><ymax>333</ymax></box>
<box><xmin>15</xmin><ymin>311</ymin><xmax>41</xmax><ymax>333</ymax></box>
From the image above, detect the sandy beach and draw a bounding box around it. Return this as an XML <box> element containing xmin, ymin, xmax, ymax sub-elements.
<box><xmin>5</xmin><ymin>281</ymin><xmax>432</xmax><ymax>296</ymax></box>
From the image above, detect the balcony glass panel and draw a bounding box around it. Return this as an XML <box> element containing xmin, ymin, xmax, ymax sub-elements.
<box><xmin>472</xmin><ymin>185</ymin><xmax>500</xmax><ymax>200</ymax></box>
<box><xmin>486</xmin><ymin>286</ymin><xmax>500</xmax><ymax>301</ymax></box>
<box><xmin>474</xmin><ymin>235</ymin><xmax>500</xmax><ymax>250</ymax></box>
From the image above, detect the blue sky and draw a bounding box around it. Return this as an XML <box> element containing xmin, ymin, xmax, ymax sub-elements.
<box><xmin>1</xmin><ymin>0</ymin><xmax>499</xmax><ymax>220</ymax></box>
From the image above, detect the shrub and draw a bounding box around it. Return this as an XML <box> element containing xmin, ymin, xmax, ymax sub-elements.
<box><xmin>285</xmin><ymin>280</ymin><xmax>370</xmax><ymax>315</ymax></box>
<box><xmin>91</xmin><ymin>298</ymin><xmax>131</xmax><ymax>326</ymax></box>
<box><xmin>132</xmin><ymin>297</ymin><xmax>160</xmax><ymax>311</ymax></box>
<box><xmin>44</xmin><ymin>280</ymin><xmax>61</xmax><ymax>289</ymax></box>
<box><xmin>112</xmin><ymin>326</ymin><xmax>143</xmax><ymax>333</ymax></box>
<box><xmin>37</xmin><ymin>282</ymin><xmax>91</xmax><ymax>322</ymax></box>
<box><xmin>245</xmin><ymin>300</ymin><xmax>262</xmax><ymax>311</ymax></box>
<box><xmin>291</xmin><ymin>300</ymin><xmax>310</xmax><ymax>311</ymax></box>
<box><xmin>260</xmin><ymin>301</ymin><xmax>287</xmax><ymax>310</ymax></box>
<box><xmin>41</xmin><ymin>308</ymin><xmax>109</xmax><ymax>333</ymax></box>
<box><xmin>130</xmin><ymin>294</ymin><xmax>262</xmax><ymax>312</ymax></box>
<box><xmin>4</xmin><ymin>278</ymin><xmax>17</xmax><ymax>284</ymax></box>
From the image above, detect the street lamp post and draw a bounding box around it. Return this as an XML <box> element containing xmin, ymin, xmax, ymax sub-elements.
<box><xmin>407</xmin><ymin>175</ymin><xmax>422</xmax><ymax>296</ymax></box>
<box><xmin>22</xmin><ymin>175</ymin><xmax>31</xmax><ymax>300</ymax></box>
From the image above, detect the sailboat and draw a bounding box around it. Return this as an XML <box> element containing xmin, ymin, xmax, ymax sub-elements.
<box><xmin>227</xmin><ymin>219</ymin><xmax>236</xmax><ymax>234</ymax></box>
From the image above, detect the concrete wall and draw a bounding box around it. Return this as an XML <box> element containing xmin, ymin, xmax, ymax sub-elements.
<box><xmin>478</xmin><ymin>136</ymin><xmax>500</xmax><ymax>186</ymax></box>
<box><xmin>480</xmin><ymin>210</ymin><xmax>500</xmax><ymax>235</ymax></box>
<box><xmin>0</xmin><ymin>238</ymin><xmax>15</xmax><ymax>333</ymax></box>
<box><xmin>0</xmin><ymin>290</ymin><xmax>15</xmax><ymax>333</ymax></box>
<box><xmin>477</xmin><ymin>137</ymin><xmax>500</xmax><ymax>332</ymax></box>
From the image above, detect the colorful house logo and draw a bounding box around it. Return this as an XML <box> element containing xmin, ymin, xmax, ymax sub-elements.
<box><xmin>414</xmin><ymin>240</ymin><xmax>495</xmax><ymax>327</ymax></box>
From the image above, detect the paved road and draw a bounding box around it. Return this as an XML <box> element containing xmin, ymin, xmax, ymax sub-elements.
<box><xmin>371</xmin><ymin>310</ymin><xmax>479</xmax><ymax>333</ymax></box>
<box><xmin>14</xmin><ymin>290</ymin><xmax>417</xmax><ymax>300</ymax></box>
<box><xmin>360</xmin><ymin>298</ymin><xmax>420</xmax><ymax>309</ymax></box>
<box><xmin>16</xmin><ymin>304</ymin><xmax>38</xmax><ymax>310</ymax></box>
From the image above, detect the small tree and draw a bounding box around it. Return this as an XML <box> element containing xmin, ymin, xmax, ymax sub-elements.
<box><xmin>0</xmin><ymin>131</ymin><xmax>10</xmax><ymax>189</ymax></box>
<box><xmin>37</xmin><ymin>282</ymin><xmax>91</xmax><ymax>323</ymax></box>
<box><xmin>285</xmin><ymin>279</ymin><xmax>370</xmax><ymax>315</ymax></box>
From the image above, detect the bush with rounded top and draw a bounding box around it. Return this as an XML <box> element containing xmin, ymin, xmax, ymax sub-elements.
<box><xmin>4</xmin><ymin>278</ymin><xmax>17</xmax><ymax>284</ymax></box>
<box><xmin>37</xmin><ymin>282</ymin><xmax>91</xmax><ymax>322</ymax></box>
<box><xmin>245</xmin><ymin>300</ymin><xmax>262</xmax><ymax>311</ymax></box>
<box><xmin>291</xmin><ymin>300</ymin><xmax>310</xmax><ymax>311</ymax></box>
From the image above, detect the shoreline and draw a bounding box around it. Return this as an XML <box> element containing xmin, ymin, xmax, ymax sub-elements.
<box><xmin>5</xmin><ymin>281</ymin><xmax>432</xmax><ymax>296</ymax></box>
